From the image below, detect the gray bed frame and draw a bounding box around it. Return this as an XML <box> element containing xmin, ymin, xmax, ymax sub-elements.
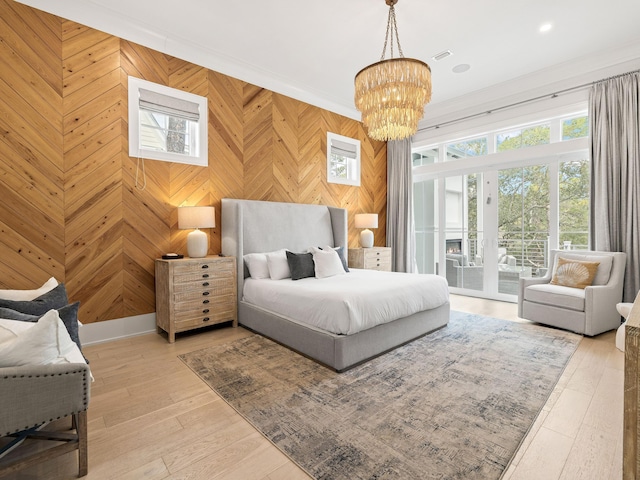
<box><xmin>221</xmin><ymin>198</ymin><xmax>450</xmax><ymax>371</ymax></box>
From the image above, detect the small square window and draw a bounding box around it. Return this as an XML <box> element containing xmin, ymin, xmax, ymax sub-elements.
<box><xmin>128</xmin><ymin>76</ymin><xmax>208</xmax><ymax>166</ymax></box>
<box><xmin>327</xmin><ymin>132</ymin><xmax>360</xmax><ymax>186</ymax></box>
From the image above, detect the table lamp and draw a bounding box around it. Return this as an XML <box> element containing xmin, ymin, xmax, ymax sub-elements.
<box><xmin>355</xmin><ymin>213</ymin><xmax>378</xmax><ymax>248</ymax></box>
<box><xmin>178</xmin><ymin>206</ymin><xmax>215</xmax><ymax>258</ymax></box>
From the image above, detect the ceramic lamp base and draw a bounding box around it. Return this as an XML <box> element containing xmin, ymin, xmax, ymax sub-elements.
<box><xmin>187</xmin><ymin>229</ymin><xmax>208</xmax><ymax>258</ymax></box>
<box><xmin>360</xmin><ymin>229</ymin><xmax>374</xmax><ymax>248</ymax></box>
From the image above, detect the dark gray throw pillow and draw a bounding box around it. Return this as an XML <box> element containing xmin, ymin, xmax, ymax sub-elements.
<box><xmin>286</xmin><ymin>251</ymin><xmax>315</xmax><ymax>280</ymax></box>
<box><xmin>0</xmin><ymin>282</ymin><xmax>68</xmax><ymax>315</ymax></box>
<box><xmin>0</xmin><ymin>301</ymin><xmax>82</xmax><ymax>352</ymax></box>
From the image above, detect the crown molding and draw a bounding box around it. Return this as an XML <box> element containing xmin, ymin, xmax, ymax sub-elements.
<box><xmin>15</xmin><ymin>0</ymin><xmax>362</xmax><ymax>120</ymax></box>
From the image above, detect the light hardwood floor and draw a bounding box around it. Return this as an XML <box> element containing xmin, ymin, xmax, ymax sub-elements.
<box><xmin>7</xmin><ymin>295</ymin><xmax>623</xmax><ymax>479</ymax></box>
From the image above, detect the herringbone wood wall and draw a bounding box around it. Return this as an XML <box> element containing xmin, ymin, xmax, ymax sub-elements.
<box><xmin>0</xmin><ymin>0</ymin><xmax>387</xmax><ymax>324</ymax></box>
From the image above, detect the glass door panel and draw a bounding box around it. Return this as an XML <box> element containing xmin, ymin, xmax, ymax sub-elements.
<box><xmin>444</xmin><ymin>173</ymin><xmax>483</xmax><ymax>292</ymax></box>
<box><xmin>414</xmin><ymin>178</ymin><xmax>438</xmax><ymax>274</ymax></box>
<box><xmin>559</xmin><ymin>158</ymin><xmax>590</xmax><ymax>251</ymax></box>
<box><xmin>497</xmin><ymin>165</ymin><xmax>550</xmax><ymax>294</ymax></box>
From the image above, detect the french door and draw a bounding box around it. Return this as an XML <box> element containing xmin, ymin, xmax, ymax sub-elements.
<box><xmin>416</xmin><ymin>152</ymin><xmax>589</xmax><ymax>301</ymax></box>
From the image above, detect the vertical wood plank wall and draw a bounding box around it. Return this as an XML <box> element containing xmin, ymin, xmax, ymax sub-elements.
<box><xmin>0</xmin><ymin>0</ymin><xmax>388</xmax><ymax>324</ymax></box>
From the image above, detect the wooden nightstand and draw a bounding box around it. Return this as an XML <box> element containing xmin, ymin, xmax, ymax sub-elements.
<box><xmin>348</xmin><ymin>247</ymin><xmax>392</xmax><ymax>271</ymax></box>
<box><xmin>155</xmin><ymin>255</ymin><xmax>237</xmax><ymax>343</ymax></box>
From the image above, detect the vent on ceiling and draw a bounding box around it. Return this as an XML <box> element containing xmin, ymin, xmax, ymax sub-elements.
<box><xmin>432</xmin><ymin>50</ymin><xmax>453</xmax><ymax>61</ymax></box>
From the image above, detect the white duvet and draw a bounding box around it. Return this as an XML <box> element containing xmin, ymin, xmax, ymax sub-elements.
<box><xmin>242</xmin><ymin>269</ymin><xmax>449</xmax><ymax>335</ymax></box>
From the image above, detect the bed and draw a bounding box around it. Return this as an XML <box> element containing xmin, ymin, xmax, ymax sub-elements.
<box><xmin>221</xmin><ymin>198</ymin><xmax>450</xmax><ymax>371</ymax></box>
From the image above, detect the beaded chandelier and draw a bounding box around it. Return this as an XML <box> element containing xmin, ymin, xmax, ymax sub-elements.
<box><xmin>354</xmin><ymin>0</ymin><xmax>432</xmax><ymax>142</ymax></box>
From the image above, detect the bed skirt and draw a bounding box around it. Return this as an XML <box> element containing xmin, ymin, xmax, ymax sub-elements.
<box><xmin>238</xmin><ymin>300</ymin><xmax>450</xmax><ymax>372</ymax></box>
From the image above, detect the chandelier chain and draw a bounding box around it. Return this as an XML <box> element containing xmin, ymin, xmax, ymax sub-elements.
<box><xmin>379</xmin><ymin>4</ymin><xmax>405</xmax><ymax>62</ymax></box>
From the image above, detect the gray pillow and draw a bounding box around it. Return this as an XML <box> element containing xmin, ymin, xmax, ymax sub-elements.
<box><xmin>0</xmin><ymin>302</ymin><xmax>82</xmax><ymax>352</ymax></box>
<box><xmin>286</xmin><ymin>251</ymin><xmax>315</xmax><ymax>280</ymax></box>
<box><xmin>0</xmin><ymin>283</ymin><xmax>68</xmax><ymax>315</ymax></box>
<box><xmin>336</xmin><ymin>247</ymin><xmax>349</xmax><ymax>273</ymax></box>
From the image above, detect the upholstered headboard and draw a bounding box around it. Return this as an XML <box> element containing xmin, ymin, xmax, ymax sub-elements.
<box><xmin>221</xmin><ymin>199</ymin><xmax>348</xmax><ymax>298</ymax></box>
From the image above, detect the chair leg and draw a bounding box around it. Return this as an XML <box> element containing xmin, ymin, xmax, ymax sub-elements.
<box><xmin>0</xmin><ymin>414</ymin><xmax>87</xmax><ymax>478</ymax></box>
<box><xmin>76</xmin><ymin>411</ymin><xmax>88</xmax><ymax>477</ymax></box>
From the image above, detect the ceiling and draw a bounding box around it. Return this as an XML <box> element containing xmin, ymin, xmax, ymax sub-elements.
<box><xmin>16</xmin><ymin>0</ymin><xmax>640</xmax><ymax>126</ymax></box>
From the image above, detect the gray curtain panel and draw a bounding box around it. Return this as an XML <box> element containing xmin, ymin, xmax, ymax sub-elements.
<box><xmin>386</xmin><ymin>138</ymin><xmax>417</xmax><ymax>273</ymax></box>
<box><xmin>589</xmin><ymin>71</ymin><xmax>640</xmax><ymax>302</ymax></box>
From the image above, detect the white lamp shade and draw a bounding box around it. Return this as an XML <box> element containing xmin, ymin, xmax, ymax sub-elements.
<box><xmin>355</xmin><ymin>213</ymin><xmax>378</xmax><ymax>229</ymax></box>
<box><xmin>178</xmin><ymin>206</ymin><xmax>215</xmax><ymax>229</ymax></box>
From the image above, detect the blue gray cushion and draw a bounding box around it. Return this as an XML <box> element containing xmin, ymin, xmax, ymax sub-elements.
<box><xmin>0</xmin><ymin>283</ymin><xmax>68</xmax><ymax>314</ymax></box>
<box><xmin>286</xmin><ymin>251</ymin><xmax>315</xmax><ymax>280</ymax></box>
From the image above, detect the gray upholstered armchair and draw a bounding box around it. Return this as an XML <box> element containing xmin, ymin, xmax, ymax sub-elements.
<box><xmin>0</xmin><ymin>363</ymin><xmax>91</xmax><ymax>477</ymax></box>
<box><xmin>518</xmin><ymin>249</ymin><xmax>627</xmax><ymax>336</ymax></box>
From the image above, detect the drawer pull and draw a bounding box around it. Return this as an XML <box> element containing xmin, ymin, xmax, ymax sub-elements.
<box><xmin>202</xmin><ymin>282</ymin><xmax>210</xmax><ymax>287</ymax></box>
<box><xmin>203</xmin><ymin>299</ymin><xmax>210</xmax><ymax>304</ymax></box>
<box><xmin>202</xmin><ymin>291</ymin><xmax>210</xmax><ymax>296</ymax></box>
<box><xmin>203</xmin><ymin>317</ymin><xmax>210</xmax><ymax>322</ymax></box>
<box><xmin>203</xmin><ymin>309</ymin><xmax>210</xmax><ymax>314</ymax></box>
<box><xmin>202</xmin><ymin>274</ymin><xmax>210</xmax><ymax>278</ymax></box>
<box><xmin>202</xmin><ymin>264</ymin><xmax>209</xmax><ymax>269</ymax></box>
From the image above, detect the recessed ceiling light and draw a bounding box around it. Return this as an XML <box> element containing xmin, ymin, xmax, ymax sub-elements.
<box><xmin>452</xmin><ymin>64</ymin><xmax>471</xmax><ymax>74</ymax></box>
<box><xmin>539</xmin><ymin>23</ymin><xmax>552</xmax><ymax>33</ymax></box>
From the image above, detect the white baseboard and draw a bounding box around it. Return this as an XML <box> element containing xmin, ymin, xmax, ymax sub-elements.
<box><xmin>79</xmin><ymin>313</ymin><xmax>157</xmax><ymax>346</ymax></box>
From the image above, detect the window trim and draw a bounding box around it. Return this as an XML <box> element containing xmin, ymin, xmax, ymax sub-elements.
<box><xmin>128</xmin><ymin>76</ymin><xmax>208</xmax><ymax>166</ymax></box>
<box><xmin>326</xmin><ymin>132</ymin><xmax>361</xmax><ymax>187</ymax></box>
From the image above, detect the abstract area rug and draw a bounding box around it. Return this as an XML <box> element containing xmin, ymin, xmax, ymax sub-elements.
<box><xmin>179</xmin><ymin>312</ymin><xmax>581</xmax><ymax>480</ymax></box>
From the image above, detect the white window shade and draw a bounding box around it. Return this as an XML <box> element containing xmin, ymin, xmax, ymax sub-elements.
<box><xmin>330</xmin><ymin>138</ymin><xmax>358</xmax><ymax>159</ymax></box>
<box><xmin>139</xmin><ymin>88</ymin><xmax>200</xmax><ymax>121</ymax></box>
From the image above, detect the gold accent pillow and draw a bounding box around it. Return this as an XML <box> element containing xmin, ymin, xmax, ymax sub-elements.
<box><xmin>550</xmin><ymin>257</ymin><xmax>600</xmax><ymax>289</ymax></box>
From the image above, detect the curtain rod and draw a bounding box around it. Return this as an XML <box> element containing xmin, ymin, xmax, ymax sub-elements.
<box><xmin>418</xmin><ymin>69</ymin><xmax>640</xmax><ymax>133</ymax></box>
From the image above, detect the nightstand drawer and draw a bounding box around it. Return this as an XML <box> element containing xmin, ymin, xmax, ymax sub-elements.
<box><xmin>172</xmin><ymin>260</ymin><xmax>234</xmax><ymax>276</ymax></box>
<box><xmin>175</xmin><ymin>309</ymin><xmax>236</xmax><ymax>331</ymax></box>
<box><xmin>173</xmin><ymin>278</ymin><xmax>234</xmax><ymax>294</ymax></box>
<box><xmin>363</xmin><ymin>249</ymin><xmax>391</xmax><ymax>262</ymax></box>
<box><xmin>364</xmin><ymin>258</ymin><xmax>391</xmax><ymax>272</ymax></box>
<box><xmin>175</xmin><ymin>303</ymin><xmax>236</xmax><ymax>322</ymax></box>
<box><xmin>173</xmin><ymin>268</ymin><xmax>233</xmax><ymax>284</ymax></box>
<box><xmin>174</xmin><ymin>294</ymin><xmax>235</xmax><ymax>315</ymax></box>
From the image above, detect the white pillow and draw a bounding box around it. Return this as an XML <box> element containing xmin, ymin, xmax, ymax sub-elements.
<box><xmin>0</xmin><ymin>310</ymin><xmax>85</xmax><ymax>367</ymax></box>
<box><xmin>0</xmin><ymin>277</ymin><xmax>58</xmax><ymax>301</ymax></box>
<box><xmin>266</xmin><ymin>249</ymin><xmax>290</xmax><ymax>280</ymax></box>
<box><xmin>310</xmin><ymin>247</ymin><xmax>346</xmax><ymax>279</ymax></box>
<box><xmin>322</xmin><ymin>245</ymin><xmax>349</xmax><ymax>273</ymax></box>
<box><xmin>243</xmin><ymin>253</ymin><xmax>270</xmax><ymax>279</ymax></box>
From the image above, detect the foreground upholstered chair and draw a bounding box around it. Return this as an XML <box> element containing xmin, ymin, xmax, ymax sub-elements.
<box><xmin>518</xmin><ymin>249</ymin><xmax>626</xmax><ymax>336</ymax></box>
<box><xmin>0</xmin><ymin>363</ymin><xmax>90</xmax><ymax>478</ymax></box>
